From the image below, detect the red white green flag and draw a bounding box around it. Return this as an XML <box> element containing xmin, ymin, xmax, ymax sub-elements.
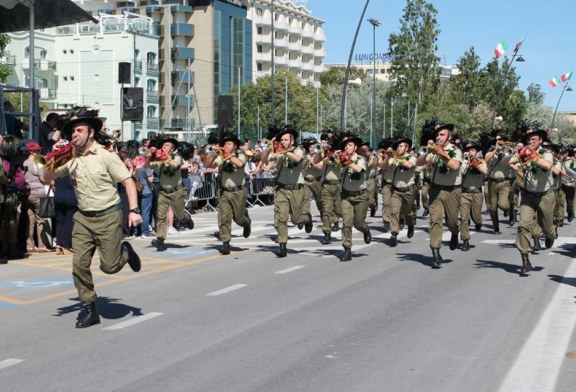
<box><xmin>561</xmin><ymin>71</ymin><xmax>573</xmax><ymax>82</ymax></box>
<box><xmin>549</xmin><ymin>77</ymin><xmax>559</xmax><ymax>87</ymax></box>
<box><xmin>513</xmin><ymin>35</ymin><xmax>526</xmax><ymax>53</ymax></box>
<box><xmin>495</xmin><ymin>40</ymin><xmax>508</xmax><ymax>58</ymax></box>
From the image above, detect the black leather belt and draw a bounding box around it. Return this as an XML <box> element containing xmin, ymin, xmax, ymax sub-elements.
<box><xmin>80</xmin><ymin>203</ymin><xmax>121</xmax><ymax>218</ymax></box>
<box><xmin>222</xmin><ymin>185</ymin><xmax>244</xmax><ymax>192</ymax></box>
<box><xmin>323</xmin><ymin>180</ymin><xmax>340</xmax><ymax>185</ymax></box>
<box><xmin>276</xmin><ymin>183</ymin><xmax>304</xmax><ymax>191</ymax></box>
<box><xmin>488</xmin><ymin>178</ymin><xmax>508</xmax><ymax>183</ymax></box>
<box><xmin>431</xmin><ymin>184</ymin><xmax>459</xmax><ymax>191</ymax></box>
<box><xmin>342</xmin><ymin>189</ymin><xmax>367</xmax><ymax>197</ymax></box>
<box><xmin>161</xmin><ymin>185</ymin><xmax>182</xmax><ymax>193</ymax></box>
<box><xmin>462</xmin><ymin>187</ymin><xmax>482</xmax><ymax>193</ymax></box>
<box><xmin>522</xmin><ymin>188</ymin><xmax>554</xmax><ymax>197</ymax></box>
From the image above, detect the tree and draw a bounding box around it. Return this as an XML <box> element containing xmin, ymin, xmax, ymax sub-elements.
<box><xmin>0</xmin><ymin>33</ymin><xmax>12</xmax><ymax>83</ymax></box>
<box><xmin>388</xmin><ymin>0</ymin><xmax>441</xmax><ymax>115</ymax></box>
<box><xmin>451</xmin><ymin>47</ymin><xmax>483</xmax><ymax>111</ymax></box>
<box><xmin>527</xmin><ymin>83</ymin><xmax>545</xmax><ymax>105</ymax></box>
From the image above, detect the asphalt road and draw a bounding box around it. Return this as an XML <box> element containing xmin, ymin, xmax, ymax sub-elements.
<box><xmin>1</xmin><ymin>204</ymin><xmax>576</xmax><ymax>392</ymax></box>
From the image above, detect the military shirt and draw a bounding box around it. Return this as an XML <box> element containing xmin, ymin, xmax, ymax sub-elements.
<box><xmin>214</xmin><ymin>152</ymin><xmax>246</xmax><ymax>188</ymax></box>
<box><xmin>510</xmin><ymin>149</ymin><xmax>554</xmax><ymax>193</ymax></box>
<box><xmin>390</xmin><ymin>155</ymin><xmax>417</xmax><ymax>188</ymax></box>
<box><xmin>150</xmin><ymin>155</ymin><xmax>183</xmax><ymax>188</ymax></box>
<box><xmin>303</xmin><ymin>154</ymin><xmax>323</xmax><ymax>181</ymax></box>
<box><xmin>322</xmin><ymin>158</ymin><xmax>342</xmax><ymax>182</ymax></box>
<box><xmin>461</xmin><ymin>160</ymin><xmax>486</xmax><ymax>190</ymax></box>
<box><xmin>56</xmin><ymin>142</ymin><xmax>130</xmax><ymax>211</ymax></box>
<box><xmin>487</xmin><ymin>153</ymin><xmax>514</xmax><ymax>180</ymax></box>
<box><xmin>275</xmin><ymin>147</ymin><xmax>305</xmax><ymax>185</ymax></box>
<box><xmin>342</xmin><ymin>153</ymin><xmax>367</xmax><ymax>192</ymax></box>
<box><xmin>426</xmin><ymin>142</ymin><xmax>463</xmax><ymax>186</ymax></box>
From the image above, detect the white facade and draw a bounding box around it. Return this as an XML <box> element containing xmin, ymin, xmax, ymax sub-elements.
<box><xmin>6</xmin><ymin>11</ymin><xmax>160</xmax><ymax>141</ymax></box>
<box><xmin>248</xmin><ymin>0</ymin><xmax>325</xmax><ymax>87</ymax></box>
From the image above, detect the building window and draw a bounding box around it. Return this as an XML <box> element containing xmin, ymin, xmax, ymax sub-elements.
<box><xmin>257</xmin><ymin>63</ymin><xmax>263</xmax><ymax>71</ymax></box>
<box><xmin>257</xmin><ymin>26</ymin><xmax>262</xmax><ymax>35</ymax></box>
<box><xmin>256</xmin><ymin>8</ymin><xmax>263</xmax><ymax>16</ymax></box>
<box><xmin>257</xmin><ymin>45</ymin><xmax>263</xmax><ymax>53</ymax></box>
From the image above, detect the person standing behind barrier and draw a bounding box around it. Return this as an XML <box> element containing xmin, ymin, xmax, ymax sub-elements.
<box><xmin>205</xmin><ymin>133</ymin><xmax>251</xmax><ymax>255</ymax></box>
<box><xmin>459</xmin><ymin>142</ymin><xmax>488</xmax><ymax>251</ymax></box>
<box><xmin>40</xmin><ymin>112</ymin><xmax>61</xmax><ymax>155</ymax></box>
<box><xmin>415</xmin><ymin>123</ymin><xmax>463</xmax><ymax>269</ymax></box>
<box><xmin>381</xmin><ymin>137</ymin><xmax>416</xmax><ymax>247</ymax></box>
<box><xmin>261</xmin><ymin>126</ymin><xmax>312</xmax><ymax>258</ymax></box>
<box><xmin>147</xmin><ymin>137</ymin><xmax>194</xmax><ymax>251</ymax></box>
<box><xmin>53</xmin><ymin>175</ymin><xmax>78</xmax><ymax>255</ymax></box>
<box><xmin>338</xmin><ymin>134</ymin><xmax>371</xmax><ymax>262</ymax></box>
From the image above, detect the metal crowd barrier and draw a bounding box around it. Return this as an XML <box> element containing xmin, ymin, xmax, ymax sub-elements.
<box><xmin>192</xmin><ymin>173</ymin><xmax>218</xmax><ymax>212</ymax></box>
<box><xmin>247</xmin><ymin>173</ymin><xmax>276</xmax><ymax>207</ymax></box>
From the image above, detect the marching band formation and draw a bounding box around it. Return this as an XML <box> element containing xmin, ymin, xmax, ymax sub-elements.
<box><xmin>26</xmin><ymin>105</ymin><xmax>576</xmax><ymax>328</ymax></box>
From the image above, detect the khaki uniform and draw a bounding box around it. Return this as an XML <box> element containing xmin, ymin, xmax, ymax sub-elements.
<box><xmin>214</xmin><ymin>152</ymin><xmax>251</xmax><ymax>243</ymax></box>
<box><xmin>380</xmin><ymin>164</ymin><xmax>394</xmax><ymax>224</ymax></box>
<box><xmin>341</xmin><ymin>153</ymin><xmax>369</xmax><ymax>249</ymax></box>
<box><xmin>553</xmin><ymin>159</ymin><xmax>563</xmax><ymax>226</ymax></box>
<box><xmin>561</xmin><ymin>158</ymin><xmax>576</xmax><ymax>220</ymax></box>
<box><xmin>459</xmin><ymin>160</ymin><xmax>486</xmax><ymax>241</ymax></box>
<box><xmin>420</xmin><ymin>165</ymin><xmax>432</xmax><ymax>211</ymax></box>
<box><xmin>511</xmin><ymin>149</ymin><xmax>555</xmax><ymax>253</ymax></box>
<box><xmin>426</xmin><ymin>143</ymin><xmax>463</xmax><ymax>249</ymax></box>
<box><xmin>487</xmin><ymin>152</ymin><xmax>513</xmax><ymax>227</ymax></box>
<box><xmin>366</xmin><ymin>161</ymin><xmax>379</xmax><ymax>213</ymax></box>
<box><xmin>321</xmin><ymin>156</ymin><xmax>342</xmax><ymax>234</ymax></box>
<box><xmin>302</xmin><ymin>154</ymin><xmax>323</xmax><ymax>216</ymax></box>
<box><xmin>55</xmin><ymin>142</ymin><xmax>132</xmax><ymax>306</ymax></box>
<box><xmin>389</xmin><ymin>155</ymin><xmax>417</xmax><ymax>235</ymax></box>
<box><xmin>274</xmin><ymin>147</ymin><xmax>310</xmax><ymax>244</ymax></box>
<box><xmin>150</xmin><ymin>155</ymin><xmax>190</xmax><ymax>241</ymax></box>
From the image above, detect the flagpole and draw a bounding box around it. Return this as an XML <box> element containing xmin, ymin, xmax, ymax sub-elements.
<box><xmin>491</xmin><ymin>36</ymin><xmax>526</xmax><ymax>128</ymax></box>
<box><xmin>551</xmin><ymin>81</ymin><xmax>571</xmax><ymax>132</ymax></box>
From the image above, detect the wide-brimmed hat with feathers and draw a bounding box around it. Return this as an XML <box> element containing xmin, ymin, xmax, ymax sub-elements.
<box><xmin>219</xmin><ymin>131</ymin><xmax>242</xmax><ymax>148</ymax></box>
<box><xmin>337</xmin><ymin>131</ymin><xmax>363</xmax><ymax>150</ymax></box>
<box><xmin>266</xmin><ymin>124</ymin><xmax>298</xmax><ymax>141</ymax></box>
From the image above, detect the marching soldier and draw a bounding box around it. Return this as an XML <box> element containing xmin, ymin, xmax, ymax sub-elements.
<box><xmin>314</xmin><ymin>134</ymin><xmax>342</xmax><ymax>245</ymax></box>
<box><xmin>381</xmin><ymin>137</ymin><xmax>417</xmax><ymax>247</ymax></box>
<box><xmin>561</xmin><ymin>149</ymin><xmax>576</xmax><ymax>222</ymax></box>
<box><xmin>261</xmin><ymin>126</ymin><xmax>313</xmax><ymax>257</ymax></box>
<box><xmin>302</xmin><ymin>137</ymin><xmax>324</xmax><ymax>220</ymax></box>
<box><xmin>378</xmin><ymin>139</ymin><xmax>394</xmax><ymax>231</ymax></box>
<box><xmin>415</xmin><ymin>123</ymin><xmax>463</xmax><ymax>269</ymax></box>
<box><xmin>148</xmin><ymin>137</ymin><xmax>194</xmax><ymax>251</ymax></box>
<box><xmin>338</xmin><ymin>134</ymin><xmax>372</xmax><ymax>261</ymax></box>
<box><xmin>506</xmin><ymin>129</ymin><xmax>555</xmax><ymax>275</ymax></box>
<box><xmin>459</xmin><ymin>142</ymin><xmax>488</xmax><ymax>251</ymax></box>
<box><xmin>484</xmin><ymin>137</ymin><xmax>514</xmax><ymax>233</ymax></box>
<box><xmin>361</xmin><ymin>143</ymin><xmax>379</xmax><ymax>217</ymax></box>
<box><xmin>205</xmin><ymin>132</ymin><xmax>252</xmax><ymax>255</ymax></box>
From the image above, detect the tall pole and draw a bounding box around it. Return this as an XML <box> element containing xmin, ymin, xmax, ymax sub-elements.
<box><xmin>316</xmin><ymin>85</ymin><xmax>319</xmax><ymax>139</ymax></box>
<box><xmin>340</xmin><ymin>0</ymin><xmax>370</xmax><ymax>132</ymax></box>
<box><xmin>368</xmin><ymin>18</ymin><xmax>380</xmax><ymax>146</ymax></box>
<box><xmin>284</xmin><ymin>75</ymin><xmax>288</xmax><ymax>124</ymax></box>
<box><xmin>390</xmin><ymin>98</ymin><xmax>394</xmax><ymax>138</ymax></box>
<box><xmin>551</xmin><ymin>82</ymin><xmax>572</xmax><ymax>132</ymax></box>
<box><xmin>270</xmin><ymin>0</ymin><xmax>275</xmax><ymax>125</ymax></box>
<box><xmin>382</xmin><ymin>96</ymin><xmax>386</xmax><ymax>138</ymax></box>
<box><xmin>238</xmin><ymin>66</ymin><xmax>241</xmax><ymax>136</ymax></box>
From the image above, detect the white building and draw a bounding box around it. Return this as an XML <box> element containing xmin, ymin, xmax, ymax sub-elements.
<box><xmin>248</xmin><ymin>0</ymin><xmax>325</xmax><ymax>87</ymax></box>
<box><xmin>6</xmin><ymin>11</ymin><xmax>160</xmax><ymax>141</ymax></box>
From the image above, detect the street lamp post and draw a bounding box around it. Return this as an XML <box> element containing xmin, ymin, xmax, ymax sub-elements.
<box><xmin>367</xmin><ymin>18</ymin><xmax>380</xmax><ymax>147</ymax></box>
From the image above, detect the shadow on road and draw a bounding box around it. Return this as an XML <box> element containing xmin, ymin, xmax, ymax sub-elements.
<box><xmin>53</xmin><ymin>296</ymin><xmax>143</xmax><ymax>321</ymax></box>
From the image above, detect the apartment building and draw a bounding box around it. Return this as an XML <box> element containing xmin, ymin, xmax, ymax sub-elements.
<box><xmin>248</xmin><ymin>0</ymin><xmax>325</xmax><ymax>87</ymax></box>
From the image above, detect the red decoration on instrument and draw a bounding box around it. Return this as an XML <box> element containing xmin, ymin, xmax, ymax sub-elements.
<box><xmin>45</xmin><ymin>143</ymin><xmax>77</xmax><ymax>170</ymax></box>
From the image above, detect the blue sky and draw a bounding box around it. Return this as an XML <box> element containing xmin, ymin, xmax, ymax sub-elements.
<box><xmin>305</xmin><ymin>0</ymin><xmax>575</xmax><ymax>111</ymax></box>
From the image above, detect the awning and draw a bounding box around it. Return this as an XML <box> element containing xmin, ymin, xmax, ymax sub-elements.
<box><xmin>0</xmin><ymin>0</ymin><xmax>98</xmax><ymax>33</ymax></box>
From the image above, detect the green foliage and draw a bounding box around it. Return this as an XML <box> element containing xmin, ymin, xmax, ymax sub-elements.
<box><xmin>527</xmin><ymin>83</ymin><xmax>545</xmax><ymax>105</ymax></box>
<box><xmin>0</xmin><ymin>33</ymin><xmax>11</xmax><ymax>83</ymax></box>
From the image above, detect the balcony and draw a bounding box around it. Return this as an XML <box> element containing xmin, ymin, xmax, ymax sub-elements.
<box><xmin>1</xmin><ymin>55</ymin><xmax>16</xmax><ymax>66</ymax></box>
<box><xmin>22</xmin><ymin>59</ymin><xmax>57</xmax><ymax>71</ymax></box>
<box><xmin>287</xmin><ymin>41</ymin><xmax>300</xmax><ymax>52</ymax></box>
<box><xmin>314</xmin><ymin>48</ymin><xmax>325</xmax><ymax>57</ymax></box>
<box><xmin>254</xmin><ymin>52</ymin><xmax>271</xmax><ymax>63</ymax></box>
<box><xmin>146</xmin><ymin>63</ymin><xmax>160</xmax><ymax>75</ymax></box>
<box><xmin>171</xmin><ymin>118</ymin><xmax>186</xmax><ymax>128</ymax></box>
<box><xmin>39</xmin><ymin>88</ymin><xmax>57</xmax><ymax>100</ymax></box>
<box><xmin>175</xmin><ymin>94</ymin><xmax>194</xmax><ymax>107</ymax></box>
<box><xmin>170</xmin><ymin>4</ymin><xmax>193</xmax><ymax>14</ymax></box>
<box><xmin>172</xmin><ymin>70</ymin><xmax>194</xmax><ymax>84</ymax></box>
<box><xmin>314</xmin><ymin>30</ymin><xmax>326</xmax><ymax>42</ymax></box>
<box><xmin>253</xmin><ymin>15</ymin><xmax>270</xmax><ymax>26</ymax></box>
<box><xmin>301</xmin><ymin>62</ymin><xmax>314</xmax><ymax>71</ymax></box>
<box><xmin>313</xmin><ymin>65</ymin><xmax>324</xmax><ymax>73</ymax></box>
<box><xmin>255</xmin><ymin>34</ymin><xmax>272</xmax><ymax>45</ymax></box>
<box><xmin>134</xmin><ymin>60</ymin><xmax>143</xmax><ymax>73</ymax></box>
<box><xmin>301</xmin><ymin>29</ymin><xmax>314</xmax><ymax>39</ymax></box>
<box><xmin>288</xmin><ymin>59</ymin><xmax>301</xmax><ymax>69</ymax></box>
<box><xmin>274</xmin><ymin>21</ymin><xmax>288</xmax><ymax>31</ymax></box>
<box><xmin>171</xmin><ymin>22</ymin><xmax>194</xmax><ymax>37</ymax></box>
<box><xmin>287</xmin><ymin>25</ymin><xmax>301</xmax><ymax>35</ymax></box>
<box><xmin>147</xmin><ymin>118</ymin><xmax>160</xmax><ymax>130</ymax></box>
<box><xmin>147</xmin><ymin>91</ymin><xmax>159</xmax><ymax>102</ymax></box>
<box><xmin>273</xmin><ymin>37</ymin><xmax>288</xmax><ymax>48</ymax></box>
<box><xmin>300</xmin><ymin>45</ymin><xmax>314</xmax><ymax>55</ymax></box>
<box><xmin>274</xmin><ymin>56</ymin><xmax>288</xmax><ymax>66</ymax></box>
<box><xmin>172</xmin><ymin>47</ymin><xmax>194</xmax><ymax>61</ymax></box>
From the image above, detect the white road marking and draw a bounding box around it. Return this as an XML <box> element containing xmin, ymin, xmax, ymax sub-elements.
<box><xmin>102</xmin><ymin>312</ymin><xmax>163</xmax><ymax>331</ymax></box>
<box><xmin>0</xmin><ymin>359</ymin><xmax>24</xmax><ymax>370</ymax></box>
<box><xmin>275</xmin><ymin>266</ymin><xmax>305</xmax><ymax>274</ymax></box>
<box><xmin>206</xmin><ymin>284</ymin><xmax>248</xmax><ymax>297</ymax></box>
<box><xmin>498</xmin><ymin>259</ymin><xmax>576</xmax><ymax>392</ymax></box>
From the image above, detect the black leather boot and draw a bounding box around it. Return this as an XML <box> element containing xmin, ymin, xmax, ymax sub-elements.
<box><xmin>363</xmin><ymin>229</ymin><xmax>372</xmax><ymax>244</ymax></box>
<box><xmin>509</xmin><ymin>209</ymin><xmax>515</xmax><ymax>226</ymax></box>
<box><xmin>340</xmin><ymin>247</ymin><xmax>352</xmax><ymax>262</ymax></box>
<box><xmin>389</xmin><ymin>234</ymin><xmax>398</xmax><ymax>247</ymax></box>
<box><xmin>321</xmin><ymin>232</ymin><xmax>331</xmax><ymax>245</ymax></box>
<box><xmin>462</xmin><ymin>239</ymin><xmax>470</xmax><ymax>252</ymax></box>
<box><xmin>151</xmin><ymin>238</ymin><xmax>167</xmax><ymax>252</ymax></box>
<box><xmin>520</xmin><ymin>253</ymin><xmax>532</xmax><ymax>274</ymax></box>
<box><xmin>407</xmin><ymin>225</ymin><xmax>415</xmax><ymax>238</ymax></box>
<box><xmin>332</xmin><ymin>222</ymin><xmax>340</xmax><ymax>232</ymax></box>
<box><xmin>221</xmin><ymin>242</ymin><xmax>230</xmax><ymax>255</ymax></box>
<box><xmin>122</xmin><ymin>241</ymin><xmax>141</xmax><ymax>272</ymax></box>
<box><xmin>370</xmin><ymin>206</ymin><xmax>376</xmax><ymax>217</ymax></box>
<box><xmin>431</xmin><ymin>248</ymin><xmax>443</xmax><ymax>269</ymax></box>
<box><xmin>449</xmin><ymin>233</ymin><xmax>458</xmax><ymax>250</ymax></box>
<box><xmin>275</xmin><ymin>243</ymin><xmax>287</xmax><ymax>258</ymax></box>
<box><xmin>243</xmin><ymin>219</ymin><xmax>251</xmax><ymax>238</ymax></box>
<box><xmin>423</xmin><ymin>208</ymin><xmax>429</xmax><ymax>217</ymax></box>
<box><xmin>545</xmin><ymin>235</ymin><xmax>555</xmax><ymax>249</ymax></box>
<box><xmin>304</xmin><ymin>212</ymin><xmax>313</xmax><ymax>233</ymax></box>
<box><xmin>533</xmin><ymin>237</ymin><xmax>542</xmax><ymax>251</ymax></box>
<box><xmin>76</xmin><ymin>303</ymin><xmax>101</xmax><ymax>328</ymax></box>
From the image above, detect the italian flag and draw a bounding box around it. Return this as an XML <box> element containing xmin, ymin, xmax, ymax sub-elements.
<box><xmin>561</xmin><ymin>71</ymin><xmax>573</xmax><ymax>82</ymax></box>
<box><xmin>549</xmin><ymin>77</ymin><xmax>559</xmax><ymax>87</ymax></box>
<box><xmin>495</xmin><ymin>40</ymin><xmax>508</xmax><ymax>58</ymax></box>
